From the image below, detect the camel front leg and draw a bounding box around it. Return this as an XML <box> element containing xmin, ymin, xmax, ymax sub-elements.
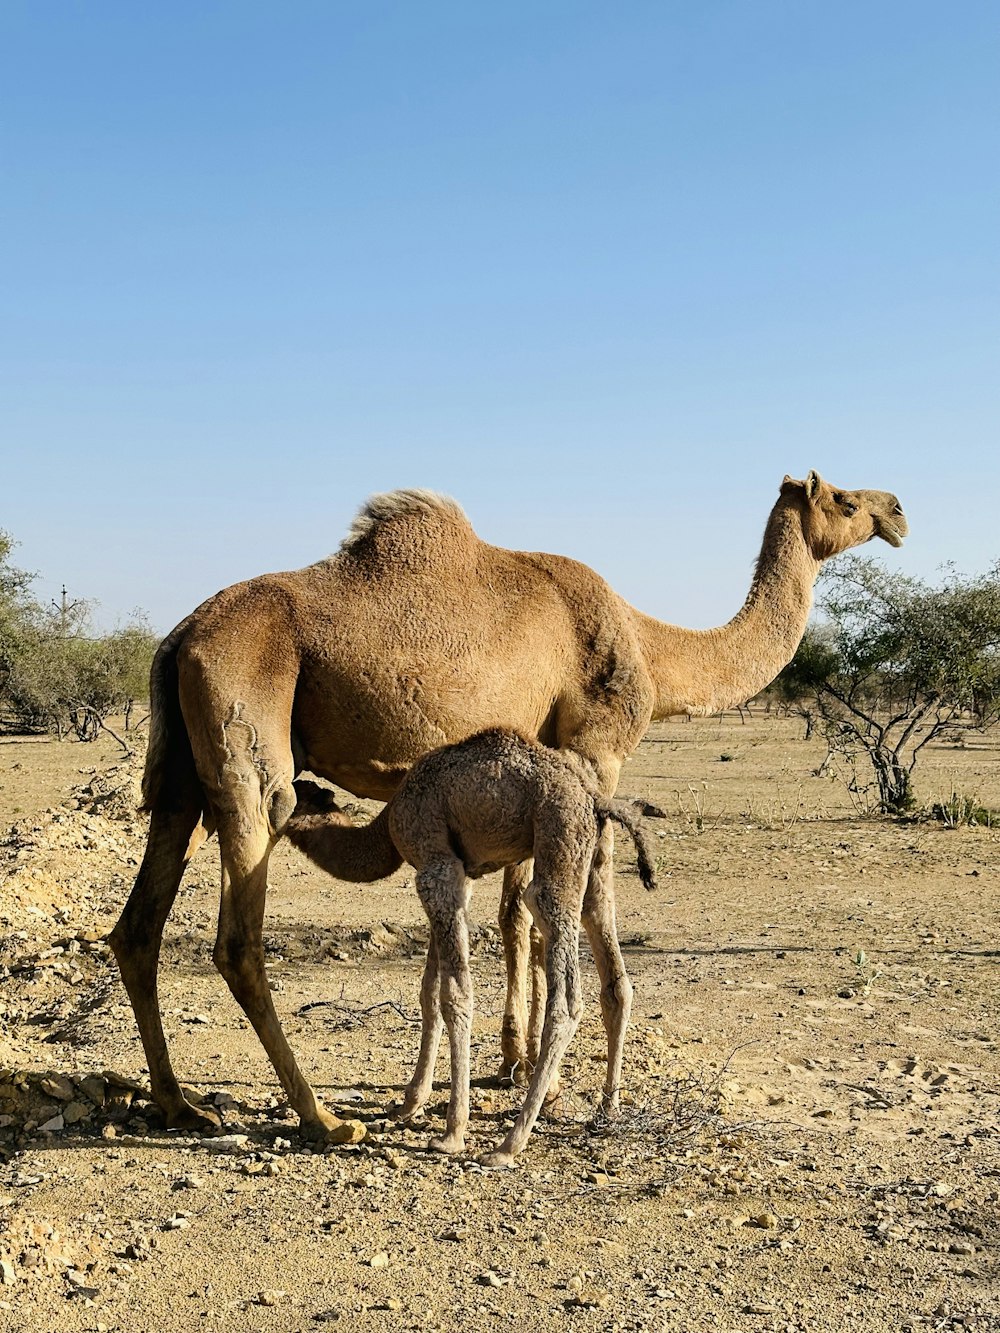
<box><xmin>581</xmin><ymin>825</ymin><xmax>633</xmax><ymax>1118</ymax></box>
<box><xmin>498</xmin><ymin>860</ymin><xmax>533</xmax><ymax>1085</ymax></box>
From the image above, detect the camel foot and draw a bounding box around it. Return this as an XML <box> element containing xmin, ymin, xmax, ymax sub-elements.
<box><xmin>166</xmin><ymin>1101</ymin><xmax>222</xmax><ymax>1133</ymax></box>
<box><xmin>479</xmin><ymin>1148</ymin><xmax>515</xmax><ymax>1170</ymax></box>
<box><xmin>394</xmin><ymin>1090</ymin><xmax>427</xmax><ymax>1122</ymax></box>
<box><xmin>300</xmin><ymin>1114</ymin><xmax>367</xmax><ymax>1146</ymax></box>
<box><xmin>542</xmin><ymin>1079</ymin><xmax>562</xmax><ymax>1109</ymax></box>
<box><xmin>428</xmin><ymin>1130</ymin><xmax>465</xmax><ymax>1155</ymax></box>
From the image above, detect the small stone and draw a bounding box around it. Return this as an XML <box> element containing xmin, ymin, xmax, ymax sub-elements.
<box><xmin>38</xmin><ymin>1113</ymin><xmax>64</xmax><ymax>1133</ymax></box>
<box><xmin>385</xmin><ymin>1298</ymin><xmax>403</xmax><ymax>1312</ymax></box>
<box><xmin>63</xmin><ymin>1101</ymin><xmax>90</xmax><ymax>1125</ymax></box>
<box><xmin>199</xmin><ymin>1134</ymin><xmax>249</xmax><ymax>1152</ymax></box>
<box><xmin>40</xmin><ymin>1075</ymin><xmax>75</xmax><ymax>1101</ymax></box>
<box><xmin>949</xmin><ymin>1242</ymin><xmax>976</xmax><ymax>1256</ymax></box>
<box><xmin>162</xmin><ymin>1214</ymin><xmax>192</xmax><ymax>1230</ymax></box>
<box><xmin>369</xmin><ymin>1251</ymin><xmax>389</xmax><ymax>1269</ymax></box>
<box><xmin>0</xmin><ymin>1261</ymin><xmax>15</xmax><ymax>1286</ymax></box>
<box><xmin>746</xmin><ymin>1213</ymin><xmax>780</xmax><ymax>1230</ymax></box>
<box><xmin>746</xmin><ymin>1303</ymin><xmax>777</xmax><ymax>1316</ymax></box>
<box><xmin>256</xmin><ymin>1289</ymin><xmax>286</xmax><ymax>1307</ymax></box>
<box><xmin>439</xmin><ymin>1228</ymin><xmax>467</xmax><ymax>1241</ymax></box>
<box><xmin>173</xmin><ymin>1174</ymin><xmax>205</xmax><ymax>1190</ymax></box>
<box><xmin>477</xmin><ymin>1271</ymin><xmax>505</xmax><ymax>1287</ymax></box>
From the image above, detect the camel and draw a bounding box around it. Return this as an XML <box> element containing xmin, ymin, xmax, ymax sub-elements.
<box><xmin>108</xmin><ymin>470</ymin><xmax>906</xmax><ymax>1143</ymax></box>
<box><xmin>286</xmin><ymin>728</ymin><xmax>656</xmax><ymax>1164</ymax></box>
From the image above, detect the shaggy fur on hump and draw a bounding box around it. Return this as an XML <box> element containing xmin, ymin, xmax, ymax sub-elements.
<box><xmin>339</xmin><ymin>488</ymin><xmax>467</xmax><ymax>551</ymax></box>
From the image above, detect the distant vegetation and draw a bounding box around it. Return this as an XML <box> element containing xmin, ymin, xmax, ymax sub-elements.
<box><xmin>0</xmin><ymin>529</ymin><xmax>158</xmax><ymax>745</ymax></box>
<box><xmin>775</xmin><ymin>556</ymin><xmax>1000</xmax><ymax>815</ymax></box>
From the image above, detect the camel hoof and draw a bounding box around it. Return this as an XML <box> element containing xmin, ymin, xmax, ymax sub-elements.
<box><xmin>394</xmin><ymin>1094</ymin><xmax>425</xmax><ymax>1123</ymax></box>
<box><xmin>479</xmin><ymin>1149</ymin><xmax>515</xmax><ymax>1170</ymax></box>
<box><xmin>167</xmin><ymin>1102</ymin><xmax>222</xmax><ymax>1133</ymax></box>
<box><xmin>428</xmin><ymin>1132</ymin><xmax>465</xmax><ymax>1155</ymax></box>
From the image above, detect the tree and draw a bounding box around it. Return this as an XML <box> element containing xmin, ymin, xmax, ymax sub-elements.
<box><xmin>0</xmin><ymin>530</ymin><xmax>158</xmax><ymax>744</ymax></box>
<box><xmin>778</xmin><ymin>557</ymin><xmax>1000</xmax><ymax>814</ymax></box>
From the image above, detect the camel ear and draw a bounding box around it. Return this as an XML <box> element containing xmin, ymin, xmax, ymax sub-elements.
<box><xmin>805</xmin><ymin>470</ymin><xmax>823</xmax><ymax>500</ymax></box>
<box><xmin>780</xmin><ymin>474</ymin><xmax>805</xmax><ymax>495</ymax></box>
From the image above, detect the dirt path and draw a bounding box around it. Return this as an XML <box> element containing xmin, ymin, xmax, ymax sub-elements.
<box><xmin>1</xmin><ymin>718</ymin><xmax>997</xmax><ymax>1332</ymax></box>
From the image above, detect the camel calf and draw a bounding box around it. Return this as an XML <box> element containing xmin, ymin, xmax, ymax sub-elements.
<box><xmin>287</xmin><ymin>728</ymin><xmax>655</xmax><ymax>1165</ymax></box>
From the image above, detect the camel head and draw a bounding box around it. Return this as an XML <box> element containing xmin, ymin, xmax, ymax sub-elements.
<box><xmin>780</xmin><ymin>470</ymin><xmax>908</xmax><ymax>561</ymax></box>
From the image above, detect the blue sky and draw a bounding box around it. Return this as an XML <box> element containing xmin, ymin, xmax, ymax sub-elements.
<box><xmin>2</xmin><ymin>2</ymin><xmax>997</xmax><ymax>632</ymax></box>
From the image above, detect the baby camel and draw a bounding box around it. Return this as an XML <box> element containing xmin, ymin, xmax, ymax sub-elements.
<box><xmin>287</xmin><ymin>728</ymin><xmax>655</xmax><ymax>1165</ymax></box>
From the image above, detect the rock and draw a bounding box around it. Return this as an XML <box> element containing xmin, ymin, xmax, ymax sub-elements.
<box><xmin>330</xmin><ymin>1119</ymin><xmax>367</xmax><ymax>1145</ymax></box>
<box><xmin>40</xmin><ymin>1075</ymin><xmax>75</xmax><ymax>1101</ymax></box>
<box><xmin>746</xmin><ymin>1213</ymin><xmax>780</xmax><ymax>1230</ymax></box>
<box><xmin>39</xmin><ymin>1113</ymin><xmax>65</xmax><ymax>1133</ymax></box>
<box><xmin>199</xmin><ymin>1134</ymin><xmax>249</xmax><ymax>1152</ymax></box>
<box><xmin>0</xmin><ymin>1261</ymin><xmax>15</xmax><ymax>1286</ymax></box>
<box><xmin>368</xmin><ymin>1251</ymin><xmax>389</xmax><ymax>1269</ymax></box>
<box><xmin>63</xmin><ymin>1101</ymin><xmax>90</xmax><ymax>1125</ymax></box>
<box><xmin>255</xmin><ymin>1290</ymin><xmax>286</xmax><ymax>1307</ymax></box>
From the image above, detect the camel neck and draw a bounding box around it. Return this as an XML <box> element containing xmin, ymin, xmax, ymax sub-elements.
<box><xmin>633</xmin><ymin>498</ymin><xmax>820</xmax><ymax>717</ymax></box>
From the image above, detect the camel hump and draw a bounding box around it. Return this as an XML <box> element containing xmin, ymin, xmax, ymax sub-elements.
<box><xmin>339</xmin><ymin>488</ymin><xmax>470</xmax><ymax>552</ymax></box>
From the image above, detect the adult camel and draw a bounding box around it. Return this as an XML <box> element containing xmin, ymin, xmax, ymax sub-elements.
<box><xmin>109</xmin><ymin>470</ymin><xmax>907</xmax><ymax>1142</ymax></box>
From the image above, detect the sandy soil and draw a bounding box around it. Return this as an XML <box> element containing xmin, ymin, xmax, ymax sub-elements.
<box><xmin>0</xmin><ymin>716</ymin><xmax>997</xmax><ymax>1333</ymax></box>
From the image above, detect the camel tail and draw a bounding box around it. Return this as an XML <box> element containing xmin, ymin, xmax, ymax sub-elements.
<box><xmin>140</xmin><ymin>620</ymin><xmax>202</xmax><ymax>816</ymax></box>
<box><xmin>284</xmin><ymin>781</ymin><xmax>403</xmax><ymax>882</ymax></box>
<box><xmin>598</xmin><ymin>800</ymin><xmax>657</xmax><ymax>892</ymax></box>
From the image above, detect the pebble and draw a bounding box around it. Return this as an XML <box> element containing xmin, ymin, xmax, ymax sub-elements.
<box><xmin>255</xmin><ymin>1289</ymin><xmax>286</xmax><ymax>1306</ymax></box>
<box><xmin>199</xmin><ymin>1134</ymin><xmax>249</xmax><ymax>1152</ymax></box>
<box><xmin>368</xmin><ymin>1251</ymin><xmax>389</xmax><ymax>1269</ymax></box>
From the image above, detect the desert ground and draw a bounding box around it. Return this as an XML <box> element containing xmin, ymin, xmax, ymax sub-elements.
<box><xmin>0</xmin><ymin>713</ymin><xmax>997</xmax><ymax>1333</ymax></box>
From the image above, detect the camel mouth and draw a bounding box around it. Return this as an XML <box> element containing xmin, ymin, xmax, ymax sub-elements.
<box><xmin>875</xmin><ymin>518</ymin><xmax>904</xmax><ymax>548</ymax></box>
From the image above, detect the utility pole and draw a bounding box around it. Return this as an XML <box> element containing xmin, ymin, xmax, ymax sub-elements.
<box><xmin>51</xmin><ymin>585</ymin><xmax>84</xmax><ymax>638</ymax></box>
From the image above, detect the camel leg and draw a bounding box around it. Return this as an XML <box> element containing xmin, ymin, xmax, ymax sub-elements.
<box><xmin>581</xmin><ymin>825</ymin><xmax>633</xmax><ymax>1118</ymax></box>
<box><xmin>212</xmin><ymin>814</ymin><xmax>359</xmax><ymax>1144</ymax></box>
<box><xmin>498</xmin><ymin>860</ymin><xmax>533</xmax><ymax>1085</ymax></box>
<box><xmin>109</xmin><ymin>803</ymin><xmax>221</xmax><ymax>1132</ymax></box>
<box><xmin>482</xmin><ymin>878</ymin><xmax>583</xmax><ymax>1167</ymax></box>
<box><xmin>398</xmin><ymin>929</ymin><xmax>443</xmax><ymax>1119</ymax></box>
<box><xmin>415</xmin><ymin>858</ymin><xmax>472</xmax><ymax>1155</ymax></box>
<box><xmin>527</xmin><ymin>923</ymin><xmax>546</xmax><ymax>1068</ymax></box>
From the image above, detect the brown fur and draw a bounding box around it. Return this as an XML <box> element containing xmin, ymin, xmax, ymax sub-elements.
<box><xmin>109</xmin><ymin>471</ymin><xmax>906</xmax><ymax>1142</ymax></box>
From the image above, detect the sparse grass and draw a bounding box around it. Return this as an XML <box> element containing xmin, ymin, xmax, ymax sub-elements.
<box><xmin>672</xmin><ymin>781</ymin><xmax>721</xmax><ymax>833</ymax></box>
<box><xmin>929</xmin><ymin>789</ymin><xmax>998</xmax><ymax>828</ymax></box>
<box><xmin>742</xmin><ymin>789</ymin><xmax>807</xmax><ymax>831</ymax></box>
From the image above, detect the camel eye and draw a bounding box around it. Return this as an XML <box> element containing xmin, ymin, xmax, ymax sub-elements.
<box><xmin>844</xmin><ymin>502</ymin><xmax>858</xmax><ymax>516</ymax></box>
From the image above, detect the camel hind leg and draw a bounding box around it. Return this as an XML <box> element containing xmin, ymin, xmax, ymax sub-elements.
<box><xmin>211</xmin><ymin>796</ymin><xmax>363</xmax><ymax>1145</ymax></box>
<box><xmin>482</xmin><ymin>868</ymin><xmax>585</xmax><ymax>1167</ymax></box>
<box><xmin>581</xmin><ymin>823</ymin><xmax>633</xmax><ymax>1117</ymax></box>
<box><xmin>398</xmin><ymin>929</ymin><xmax>444</xmax><ymax>1120</ymax></box>
<box><xmin>109</xmin><ymin>801</ymin><xmax>220</xmax><ymax>1132</ymax></box>
<box><xmin>413</xmin><ymin>857</ymin><xmax>472</xmax><ymax>1155</ymax></box>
